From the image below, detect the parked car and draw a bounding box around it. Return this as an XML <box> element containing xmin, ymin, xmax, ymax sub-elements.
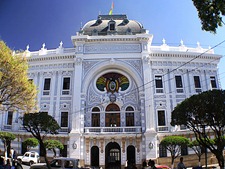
<box><xmin>30</xmin><ymin>157</ymin><xmax>80</xmax><ymax>169</ymax></box>
<box><xmin>17</xmin><ymin>151</ymin><xmax>40</xmax><ymax>166</ymax></box>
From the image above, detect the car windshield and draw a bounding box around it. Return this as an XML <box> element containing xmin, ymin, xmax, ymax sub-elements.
<box><xmin>50</xmin><ymin>159</ymin><xmax>62</xmax><ymax>168</ymax></box>
<box><xmin>64</xmin><ymin>160</ymin><xmax>74</xmax><ymax>168</ymax></box>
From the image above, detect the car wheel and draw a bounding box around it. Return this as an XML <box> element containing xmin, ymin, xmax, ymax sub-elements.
<box><xmin>30</xmin><ymin>161</ymin><xmax>34</xmax><ymax>166</ymax></box>
<box><xmin>17</xmin><ymin>159</ymin><xmax>22</xmax><ymax>164</ymax></box>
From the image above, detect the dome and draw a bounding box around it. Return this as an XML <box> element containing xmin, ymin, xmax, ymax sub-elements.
<box><xmin>80</xmin><ymin>14</ymin><xmax>146</xmax><ymax>36</ymax></box>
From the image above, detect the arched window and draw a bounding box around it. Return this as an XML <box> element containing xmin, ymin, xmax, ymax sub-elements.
<box><xmin>92</xmin><ymin>107</ymin><xmax>100</xmax><ymax>127</ymax></box>
<box><xmin>126</xmin><ymin>106</ymin><xmax>134</xmax><ymax>126</ymax></box>
<box><xmin>105</xmin><ymin>104</ymin><xmax>120</xmax><ymax>127</ymax></box>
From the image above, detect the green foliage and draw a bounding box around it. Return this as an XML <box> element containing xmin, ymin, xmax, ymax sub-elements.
<box><xmin>21</xmin><ymin>112</ymin><xmax>60</xmax><ymax>137</ymax></box>
<box><xmin>171</xmin><ymin>90</ymin><xmax>225</xmax><ymax>129</ymax></box>
<box><xmin>44</xmin><ymin>140</ymin><xmax>63</xmax><ymax>157</ymax></box>
<box><xmin>171</xmin><ymin>89</ymin><xmax>225</xmax><ymax>168</ymax></box>
<box><xmin>20</xmin><ymin>112</ymin><xmax>60</xmax><ymax>168</ymax></box>
<box><xmin>192</xmin><ymin>0</ymin><xmax>225</xmax><ymax>33</ymax></box>
<box><xmin>189</xmin><ymin>139</ymin><xmax>201</xmax><ymax>147</ymax></box>
<box><xmin>0</xmin><ymin>41</ymin><xmax>37</xmax><ymax>113</ymax></box>
<box><xmin>23</xmin><ymin>138</ymin><xmax>39</xmax><ymax>150</ymax></box>
<box><xmin>44</xmin><ymin>140</ymin><xmax>64</xmax><ymax>150</ymax></box>
<box><xmin>0</xmin><ymin>131</ymin><xmax>16</xmax><ymax>143</ymax></box>
<box><xmin>160</xmin><ymin>136</ymin><xmax>189</xmax><ymax>165</ymax></box>
<box><xmin>161</xmin><ymin>136</ymin><xmax>190</xmax><ymax>147</ymax></box>
<box><xmin>0</xmin><ymin>132</ymin><xmax>16</xmax><ymax>158</ymax></box>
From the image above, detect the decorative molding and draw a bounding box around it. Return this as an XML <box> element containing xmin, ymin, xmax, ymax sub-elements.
<box><xmin>83</xmin><ymin>60</ymin><xmax>100</xmax><ymax>77</ymax></box>
<box><xmin>88</xmin><ymin>86</ymin><xmax>101</xmax><ymax>104</ymax></box>
<box><xmin>60</xmin><ymin>103</ymin><xmax>71</xmax><ymax>110</ymax></box>
<box><xmin>123</xmin><ymin>59</ymin><xmax>143</xmax><ymax>78</ymax></box>
<box><xmin>62</xmin><ymin>71</ymin><xmax>73</xmax><ymax>76</ymax></box>
<box><xmin>75</xmin><ymin>57</ymin><xmax>82</xmax><ymax>65</ymax></box>
<box><xmin>84</xmin><ymin>44</ymin><xmax>141</xmax><ymax>54</ymax></box>
<box><xmin>29</xmin><ymin>63</ymin><xmax>74</xmax><ymax>71</ymax></box>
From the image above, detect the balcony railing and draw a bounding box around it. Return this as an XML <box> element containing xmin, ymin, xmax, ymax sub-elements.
<box><xmin>84</xmin><ymin>126</ymin><xmax>142</xmax><ymax>133</ymax></box>
<box><xmin>59</xmin><ymin>127</ymin><xmax>69</xmax><ymax>133</ymax></box>
<box><xmin>157</xmin><ymin>126</ymin><xmax>169</xmax><ymax>132</ymax></box>
<box><xmin>3</xmin><ymin>125</ymin><xmax>12</xmax><ymax>130</ymax></box>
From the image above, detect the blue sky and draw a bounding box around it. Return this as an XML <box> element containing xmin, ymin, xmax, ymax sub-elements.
<box><xmin>0</xmin><ymin>0</ymin><xmax>224</xmax><ymax>89</ymax></box>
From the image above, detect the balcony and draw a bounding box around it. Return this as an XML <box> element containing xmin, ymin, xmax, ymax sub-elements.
<box><xmin>3</xmin><ymin>125</ymin><xmax>12</xmax><ymax>130</ymax></box>
<box><xmin>84</xmin><ymin>126</ymin><xmax>142</xmax><ymax>133</ymax></box>
<box><xmin>157</xmin><ymin>126</ymin><xmax>169</xmax><ymax>132</ymax></box>
<box><xmin>59</xmin><ymin>127</ymin><xmax>69</xmax><ymax>133</ymax></box>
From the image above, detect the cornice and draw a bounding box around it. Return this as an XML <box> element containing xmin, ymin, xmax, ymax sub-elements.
<box><xmin>27</xmin><ymin>54</ymin><xmax>75</xmax><ymax>62</ymax></box>
<box><xmin>72</xmin><ymin>35</ymin><xmax>151</xmax><ymax>43</ymax></box>
<box><xmin>149</xmin><ymin>52</ymin><xmax>221</xmax><ymax>60</ymax></box>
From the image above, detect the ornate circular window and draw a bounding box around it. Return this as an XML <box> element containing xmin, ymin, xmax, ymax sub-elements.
<box><xmin>96</xmin><ymin>73</ymin><xmax>129</xmax><ymax>93</ymax></box>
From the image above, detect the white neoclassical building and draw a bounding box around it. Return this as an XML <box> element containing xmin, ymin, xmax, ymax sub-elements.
<box><xmin>0</xmin><ymin>14</ymin><xmax>222</xmax><ymax>168</ymax></box>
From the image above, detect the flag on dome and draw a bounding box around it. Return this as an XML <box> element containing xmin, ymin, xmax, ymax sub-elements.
<box><xmin>109</xmin><ymin>2</ymin><xmax>114</xmax><ymax>15</ymax></box>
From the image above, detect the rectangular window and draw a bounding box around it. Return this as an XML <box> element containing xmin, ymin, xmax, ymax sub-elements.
<box><xmin>175</xmin><ymin>76</ymin><xmax>183</xmax><ymax>88</ymax></box>
<box><xmin>155</xmin><ymin>75</ymin><xmax>163</xmax><ymax>93</ymax></box>
<box><xmin>92</xmin><ymin>113</ymin><xmax>100</xmax><ymax>127</ymax></box>
<box><xmin>43</xmin><ymin>78</ymin><xmax>51</xmax><ymax>95</ymax></box>
<box><xmin>61</xmin><ymin>112</ymin><xmax>68</xmax><ymax>127</ymax></box>
<box><xmin>109</xmin><ymin>23</ymin><xmax>115</xmax><ymax>31</ymax></box>
<box><xmin>44</xmin><ymin>78</ymin><xmax>51</xmax><ymax>90</ymax></box>
<box><xmin>126</xmin><ymin>113</ymin><xmax>134</xmax><ymax>126</ymax></box>
<box><xmin>63</xmin><ymin>77</ymin><xmax>70</xmax><ymax>90</ymax></box>
<box><xmin>181</xmin><ymin>145</ymin><xmax>188</xmax><ymax>156</ymax></box>
<box><xmin>194</xmin><ymin>76</ymin><xmax>201</xmax><ymax>88</ymax></box>
<box><xmin>210</xmin><ymin>76</ymin><xmax>217</xmax><ymax>88</ymax></box>
<box><xmin>158</xmin><ymin>110</ymin><xmax>166</xmax><ymax>126</ymax></box>
<box><xmin>62</xmin><ymin>77</ymin><xmax>70</xmax><ymax>95</ymax></box>
<box><xmin>7</xmin><ymin>111</ymin><xmax>13</xmax><ymax>125</ymax></box>
<box><xmin>159</xmin><ymin>144</ymin><xmax>167</xmax><ymax>157</ymax></box>
<box><xmin>155</xmin><ymin>76</ymin><xmax>163</xmax><ymax>88</ymax></box>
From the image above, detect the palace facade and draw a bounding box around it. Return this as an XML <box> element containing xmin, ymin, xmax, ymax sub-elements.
<box><xmin>0</xmin><ymin>14</ymin><xmax>222</xmax><ymax>168</ymax></box>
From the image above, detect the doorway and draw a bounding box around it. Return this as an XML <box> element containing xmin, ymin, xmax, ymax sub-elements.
<box><xmin>127</xmin><ymin>145</ymin><xmax>136</xmax><ymax>166</ymax></box>
<box><xmin>91</xmin><ymin>146</ymin><xmax>99</xmax><ymax>168</ymax></box>
<box><xmin>105</xmin><ymin>142</ymin><xmax>121</xmax><ymax>169</ymax></box>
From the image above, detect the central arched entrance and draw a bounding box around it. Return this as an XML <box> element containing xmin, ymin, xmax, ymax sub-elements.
<box><xmin>105</xmin><ymin>142</ymin><xmax>121</xmax><ymax>169</ymax></box>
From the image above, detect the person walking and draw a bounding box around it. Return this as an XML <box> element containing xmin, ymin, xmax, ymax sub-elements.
<box><xmin>148</xmin><ymin>160</ymin><xmax>157</xmax><ymax>169</ymax></box>
<box><xmin>177</xmin><ymin>157</ymin><xmax>186</xmax><ymax>169</ymax></box>
<box><xmin>5</xmin><ymin>159</ymin><xmax>11</xmax><ymax>169</ymax></box>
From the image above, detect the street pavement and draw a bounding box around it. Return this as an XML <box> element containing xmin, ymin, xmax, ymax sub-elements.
<box><xmin>22</xmin><ymin>164</ymin><xmax>30</xmax><ymax>169</ymax></box>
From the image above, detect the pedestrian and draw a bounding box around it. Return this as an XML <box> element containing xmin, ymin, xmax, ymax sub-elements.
<box><xmin>0</xmin><ymin>157</ymin><xmax>4</xmax><ymax>169</ymax></box>
<box><xmin>5</xmin><ymin>159</ymin><xmax>11</xmax><ymax>169</ymax></box>
<box><xmin>177</xmin><ymin>157</ymin><xmax>186</xmax><ymax>169</ymax></box>
<box><xmin>148</xmin><ymin>160</ymin><xmax>157</xmax><ymax>169</ymax></box>
<box><xmin>146</xmin><ymin>159</ymin><xmax>152</xmax><ymax>169</ymax></box>
<box><xmin>142</xmin><ymin>161</ymin><xmax>147</xmax><ymax>169</ymax></box>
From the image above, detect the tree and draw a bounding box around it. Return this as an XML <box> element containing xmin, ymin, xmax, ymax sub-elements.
<box><xmin>0</xmin><ymin>132</ymin><xmax>16</xmax><ymax>159</ymax></box>
<box><xmin>192</xmin><ymin>0</ymin><xmax>225</xmax><ymax>33</ymax></box>
<box><xmin>160</xmin><ymin>135</ymin><xmax>190</xmax><ymax>169</ymax></box>
<box><xmin>0</xmin><ymin>41</ymin><xmax>37</xmax><ymax>113</ymax></box>
<box><xmin>171</xmin><ymin>89</ymin><xmax>225</xmax><ymax>169</ymax></box>
<box><xmin>188</xmin><ymin>139</ymin><xmax>205</xmax><ymax>167</ymax></box>
<box><xmin>20</xmin><ymin>112</ymin><xmax>60</xmax><ymax>169</ymax></box>
<box><xmin>23</xmin><ymin>138</ymin><xmax>39</xmax><ymax>151</ymax></box>
<box><xmin>44</xmin><ymin>140</ymin><xmax>64</xmax><ymax>157</ymax></box>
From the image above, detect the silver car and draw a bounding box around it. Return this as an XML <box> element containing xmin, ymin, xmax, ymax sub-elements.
<box><xmin>30</xmin><ymin>157</ymin><xmax>80</xmax><ymax>169</ymax></box>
